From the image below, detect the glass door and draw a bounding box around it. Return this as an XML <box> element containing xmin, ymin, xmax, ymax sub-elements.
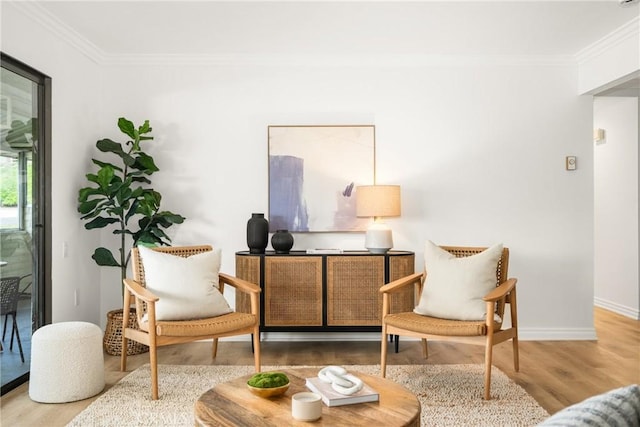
<box><xmin>1</xmin><ymin>53</ymin><xmax>51</xmax><ymax>393</ymax></box>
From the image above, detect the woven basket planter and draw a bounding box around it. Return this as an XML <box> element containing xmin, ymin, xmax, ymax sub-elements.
<box><xmin>103</xmin><ymin>308</ymin><xmax>149</xmax><ymax>356</ymax></box>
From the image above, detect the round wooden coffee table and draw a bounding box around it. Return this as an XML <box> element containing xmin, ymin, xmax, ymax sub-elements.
<box><xmin>194</xmin><ymin>367</ymin><xmax>420</xmax><ymax>426</ymax></box>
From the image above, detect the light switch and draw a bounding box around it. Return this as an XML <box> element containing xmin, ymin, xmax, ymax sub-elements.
<box><xmin>566</xmin><ymin>156</ymin><xmax>576</xmax><ymax>171</ymax></box>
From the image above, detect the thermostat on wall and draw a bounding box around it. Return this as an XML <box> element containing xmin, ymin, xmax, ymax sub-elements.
<box><xmin>566</xmin><ymin>156</ymin><xmax>576</xmax><ymax>171</ymax></box>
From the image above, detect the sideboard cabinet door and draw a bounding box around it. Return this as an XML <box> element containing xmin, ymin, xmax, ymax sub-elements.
<box><xmin>264</xmin><ymin>257</ymin><xmax>323</xmax><ymax>327</ymax></box>
<box><xmin>326</xmin><ymin>256</ymin><xmax>384</xmax><ymax>326</ymax></box>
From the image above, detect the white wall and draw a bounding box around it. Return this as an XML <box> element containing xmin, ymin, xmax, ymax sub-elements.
<box><xmin>593</xmin><ymin>97</ymin><xmax>640</xmax><ymax>319</ymax></box>
<box><xmin>98</xmin><ymin>60</ymin><xmax>595</xmax><ymax>339</ymax></box>
<box><xmin>1</xmin><ymin>3</ymin><xmax>104</xmax><ymax>325</ymax></box>
<box><xmin>3</xmin><ymin>4</ymin><xmax>598</xmax><ymax>339</ymax></box>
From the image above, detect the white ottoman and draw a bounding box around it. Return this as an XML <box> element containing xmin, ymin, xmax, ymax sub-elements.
<box><xmin>29</xmin><ymin>321</ymin><xmax>105</xmax><ymax>403</ymax></box>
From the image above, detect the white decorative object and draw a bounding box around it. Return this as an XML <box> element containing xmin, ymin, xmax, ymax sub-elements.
<box><xmin>291</xmin><ymin>392</ymin><xmax>322</xmax><ymax>421</ymax></box>
<box><xmin>414</xmin><ymin>241</ymin><xmax>504</xmax><ymax>321</ymax></box>
<box><xmin>29</xmin><ymin>322</ymin><xmax>105</xmax><ymax>403</ymax></box>
<box><xmin>137</xmin><ymin>246</ymin><xmax>232</xmax><ymax>321</ymax></box>
<box><xmin>318</xmin><ymin>366</ymin><xmax>364</xmax><ymax>395</ymax></box>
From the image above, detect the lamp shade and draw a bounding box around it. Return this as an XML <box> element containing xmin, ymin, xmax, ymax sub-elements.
<box><xmin>356</xmin><ymin>185</ymin><xmax>401</xmax><ymax>218</ymax></box>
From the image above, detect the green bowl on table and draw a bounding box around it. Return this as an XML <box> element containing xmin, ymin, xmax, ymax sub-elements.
<box><xmin>247</xmin><ymin>372</ymin><xmax>290</xmax><ymax>398</ymax></box>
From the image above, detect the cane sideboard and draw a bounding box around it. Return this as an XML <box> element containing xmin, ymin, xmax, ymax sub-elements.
<box><xmin>234</xmin><ymin>251</ymin><xmax>415</xmax><ymax>332</ymax></box>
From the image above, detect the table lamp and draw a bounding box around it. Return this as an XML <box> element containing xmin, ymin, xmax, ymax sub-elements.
<box><xmin>355</xmin><ymin>185</ymin><xmax>401</xmax><ymax>254</ymax></box>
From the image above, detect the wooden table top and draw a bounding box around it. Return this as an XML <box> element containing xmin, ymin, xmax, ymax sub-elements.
<box><xmin>194</xmin><ymin>367</ymin><xmax>420</xmax><ymax>426</ymax></box>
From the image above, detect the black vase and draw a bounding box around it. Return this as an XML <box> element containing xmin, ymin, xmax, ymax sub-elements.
<box><xmin>247</xmin><ymin>213</ymin><xmax>269</xmax><ymax>254</ymax></box>
<box><xmin>271</xmin><ymin>229</ymin><xmax>294</xmax><ymax>254</ymax></box>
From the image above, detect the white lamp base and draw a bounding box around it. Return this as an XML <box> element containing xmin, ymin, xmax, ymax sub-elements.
<box><xmin>364</xmin><ymin>222</ymin><xmax>393</xmax><ymax>254</ymax></box>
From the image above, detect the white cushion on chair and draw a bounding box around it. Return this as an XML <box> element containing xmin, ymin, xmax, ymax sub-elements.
<box><xmin>414</xmin><ymin>241</ymin><xmax>503</xmax><ymax>321</ymax></box>
<box><xmin>137</xmin><ymin>246</ymin><xmax>232</xmax><ymax>321</ymax></box>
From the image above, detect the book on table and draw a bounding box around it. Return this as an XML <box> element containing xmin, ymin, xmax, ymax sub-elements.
<box><xmin>305</xmin><ymin>377</ymin><xmax>379</xmax><ymax>407</ymax></box>
<box><xmin>305</xmin><ymin>248</ymin><xmax>343</xmax><ymax>254</ymax></box>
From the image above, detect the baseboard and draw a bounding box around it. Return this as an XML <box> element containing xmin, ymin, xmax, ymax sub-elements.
<box><xmin>517</xmin><ymin>327</ymin><xmax>597</xmax><ymax>341</ymax></box>
<box><xmin>219</xmin><ymin>327</ymin><xmax>598</xmax><ymax>342</ymax></box>
<box><xmin>594</xmin><ymin>298</ymin><xmax>640</xmax><ymax>320</ymax></box>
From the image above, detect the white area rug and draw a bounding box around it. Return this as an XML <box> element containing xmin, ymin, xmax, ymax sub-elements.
<box><xmin>67</xmin><ymin>364</ymin><xmax>549</xmax><ymax>426</ymax></box>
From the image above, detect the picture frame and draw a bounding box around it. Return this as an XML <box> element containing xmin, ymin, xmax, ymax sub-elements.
<box><xmin>268</xmin><ymin>125</ymin><xmax>375</xmax><ymax>233</ymax></box>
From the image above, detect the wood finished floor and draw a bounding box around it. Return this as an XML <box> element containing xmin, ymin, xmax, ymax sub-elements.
<box><xmin>1</xmin><ymin>307</ymin><xmax>638</xmax><ymax>426</ymax></box>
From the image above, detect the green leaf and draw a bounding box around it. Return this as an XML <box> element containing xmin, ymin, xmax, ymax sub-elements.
<box><xmin>118</xmin><ymin>118</ymin><xmax>136</xmax><ymax>140</ymax></box>
<box><xmin>77</xmin><ymin>198</ymin><xmax>102</xmax><ymax>214</ymax></box>
<box><xmin>96</xmin><ymin>166</ymin><xmax>115</xmax><ymax>190</ymax></box>
<box><xmin>150</xmin><ymin>212</ymin><xmax>186</xmax><ymax>228</ymax></box>
<box><xmin>149</xmin><ymin>227</ymin><xmax>170</xmax><ymax>241</ymax></box>
<box><xmin>85</xmin><ymin>217</ymin><xmax>119</xmax><ymax>229</ymax></box>
<box><xmin>122</xmin><ymin>153</ymin><xmax>136</xmax><ymax>167</ymax></box>
<box><xmin>96</xmin><ymin>139</ymin><xmax>135</xmax><ymax>166</ymax></box>
<box><xmin>115</xmin><ymin>186</ymin><xmax>133</xmax><ymax>205</ymax></box>
<box><xmin>92</xmin><ymin>247</ymin><xmax>120</xmax><ymax>267</ymax></box>
<box><xmin>124</xmin><ymin>199</ymin><xmax>140</xmax><ymax>223</ymax></box>
<box><xmin>130</xmin><ymin>187</ymin><xmax>145</xmax><ymax>198</ymax></box>
<box><xmin>92</xmin><ymin>159</ymin><xmax>123</xmax><ymax>173</ymax></box>
<box><xmin>96</xmin><ymin>138</ymin><xmax>125</xmax><ymax>155</ymax></box>
<box><xmin>78</xmin><ymin>187</ymin><xmax>103</xmax><ymax>203</ymax></box>
<box><xmin>135</xmin><ymin>152</ymin><xmax>159</xmax><ymax>174</ymax></box>
<box><xmin>138</xmin><ymin>120</ymin><xmax>152</xmax><ymax>135</ymax></box>
<box><xmin>85</xmin><ymin>173</ymin><xmax>100</xmax><ymax>185</ymax></box>
<box><xmin>131</xmin><ymin>176</ymin><xmax>152</xmax><ymax>184</ymax></box>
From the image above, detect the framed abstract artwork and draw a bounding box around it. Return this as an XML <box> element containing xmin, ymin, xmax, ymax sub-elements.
<box><xmin>268</xmin><ymin>125</ymin><xmax>375</xmax><ymax>232</ymax></box>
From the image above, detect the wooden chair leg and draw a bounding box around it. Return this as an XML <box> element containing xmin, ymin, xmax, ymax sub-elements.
<box><xmin>212</xmin><ymin>338</ymin><xmax>218</xmax><ymax>358</ymax></box>
<box><xmin>120</xmin><ymin>326</ymin><xmax>129</xmax><ymax>372</ymax></box>
<box><xmin>380</xmin><ymin>326</ymin><xmax>388</xmax><ymax>378</ymax></box>
<box><xmin>121</xmin><ymin>294</ymin><xmax>131</xmax><ymax>372</ymax></box>
<box><xmin>150</xmin><ymin>344</ymin><xmax>159</xmax><ymax>400</ymax></box>
<box><xmin>252</xmin><ymin>329</ymin><xmax>261</xmax><ymax>373</ymax></box>
<box><xmin>421</xmin><ymin>338</ymin><xmax>428</xmax><ymax>358</ymax></box>
<box><xmin>484</xmin><ymin>340</ymin><xmax>494</xmax><ymax>400</ymax></box>
<box><xmin>510</xmin><ymin>291</ymin><xmax>520</xmax><ymax>372</ymax></box>
<box><xmin>120</xmin><ymin>342</ymin><xmax>128</xmax><ymax>372</ymax></box>
<box><xmin>394</xmin><ymin>335</ymin><xmax>400</xmax><ymax>353</ymax></box>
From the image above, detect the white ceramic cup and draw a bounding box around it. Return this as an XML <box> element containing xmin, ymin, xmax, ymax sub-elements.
<box><xmin>291</xmin><ymin>392</ymin><xmax>322</xmax><ymax>421</ymax></box>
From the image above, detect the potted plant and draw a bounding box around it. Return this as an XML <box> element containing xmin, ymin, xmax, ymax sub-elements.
<box><xmin>78</xmin><ymin>117</ymin><xmax>185</xmax><ymax>355</ymax></box>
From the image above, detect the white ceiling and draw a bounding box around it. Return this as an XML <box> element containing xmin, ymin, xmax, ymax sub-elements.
<box><xmin>30</xmin><ymin>1</ymin><xmax>639</xmax><ymax>57</ymax></box>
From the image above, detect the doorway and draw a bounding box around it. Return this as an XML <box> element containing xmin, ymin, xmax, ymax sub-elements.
<box><xmin>1</xmin><ymin>53</ymin><xmax>51</xmax><ymax>393</ymax></box>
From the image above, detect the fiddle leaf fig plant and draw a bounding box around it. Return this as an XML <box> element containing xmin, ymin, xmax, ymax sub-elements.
<box><xmin>78</xmin><ymin>117</ymin><xmax>185</xmax><ymax>291</ymax></box>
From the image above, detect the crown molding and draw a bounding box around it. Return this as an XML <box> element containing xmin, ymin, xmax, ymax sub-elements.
<box><xmin>575</xmin><ymin>16</ymin><xmax>640</xmax><ymax>65</ymax></box>
<box><xmin>14</xmin><ymin>1</ymin><xmax>575</xmax><ymax>68</ymax></box>
<box><xmin>10</xmin><ymin>1</ymin><xmax>105</xmax><ymax>64</ymax></box>
<box><xmin>100</xmin><ymin>52</ymin><xmax>574</xmax><ymax>68</ymax></box>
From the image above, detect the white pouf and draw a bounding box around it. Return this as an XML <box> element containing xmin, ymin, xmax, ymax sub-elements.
<box><xmin>29</xmin><ymin>321</ymin><xmax>105</xmax><ymax>403</ymax></box>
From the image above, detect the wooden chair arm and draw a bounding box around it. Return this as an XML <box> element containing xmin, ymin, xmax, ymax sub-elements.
<box><xmin>379</xmin><ymin>272</ymin><xmax>424</xmax><ymax>294</ymax></box>
<box><xmin>483</xmin><ymin>278</ymin><xmax>517</xmax><ymax>302</ymax></box>
<box><xmin>123</xmin><ymin>278</ymin><xmax>159</xmax><ymax>303</ymax></box>
<box><xmin>219</xmin><ymin>273</ymin><xmax>261</xmax><ymax>295</ymax></box>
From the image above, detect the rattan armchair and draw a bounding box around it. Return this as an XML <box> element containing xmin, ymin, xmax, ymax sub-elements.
<box><xmin>380</xmin><ymin>246</ymin><xmax>518</xmax><ymax>400</ymax></box>
<box><xmin>121</xmin><ymin>245</ymin><xmax>261</xmax><ymax>400</ymax></box>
